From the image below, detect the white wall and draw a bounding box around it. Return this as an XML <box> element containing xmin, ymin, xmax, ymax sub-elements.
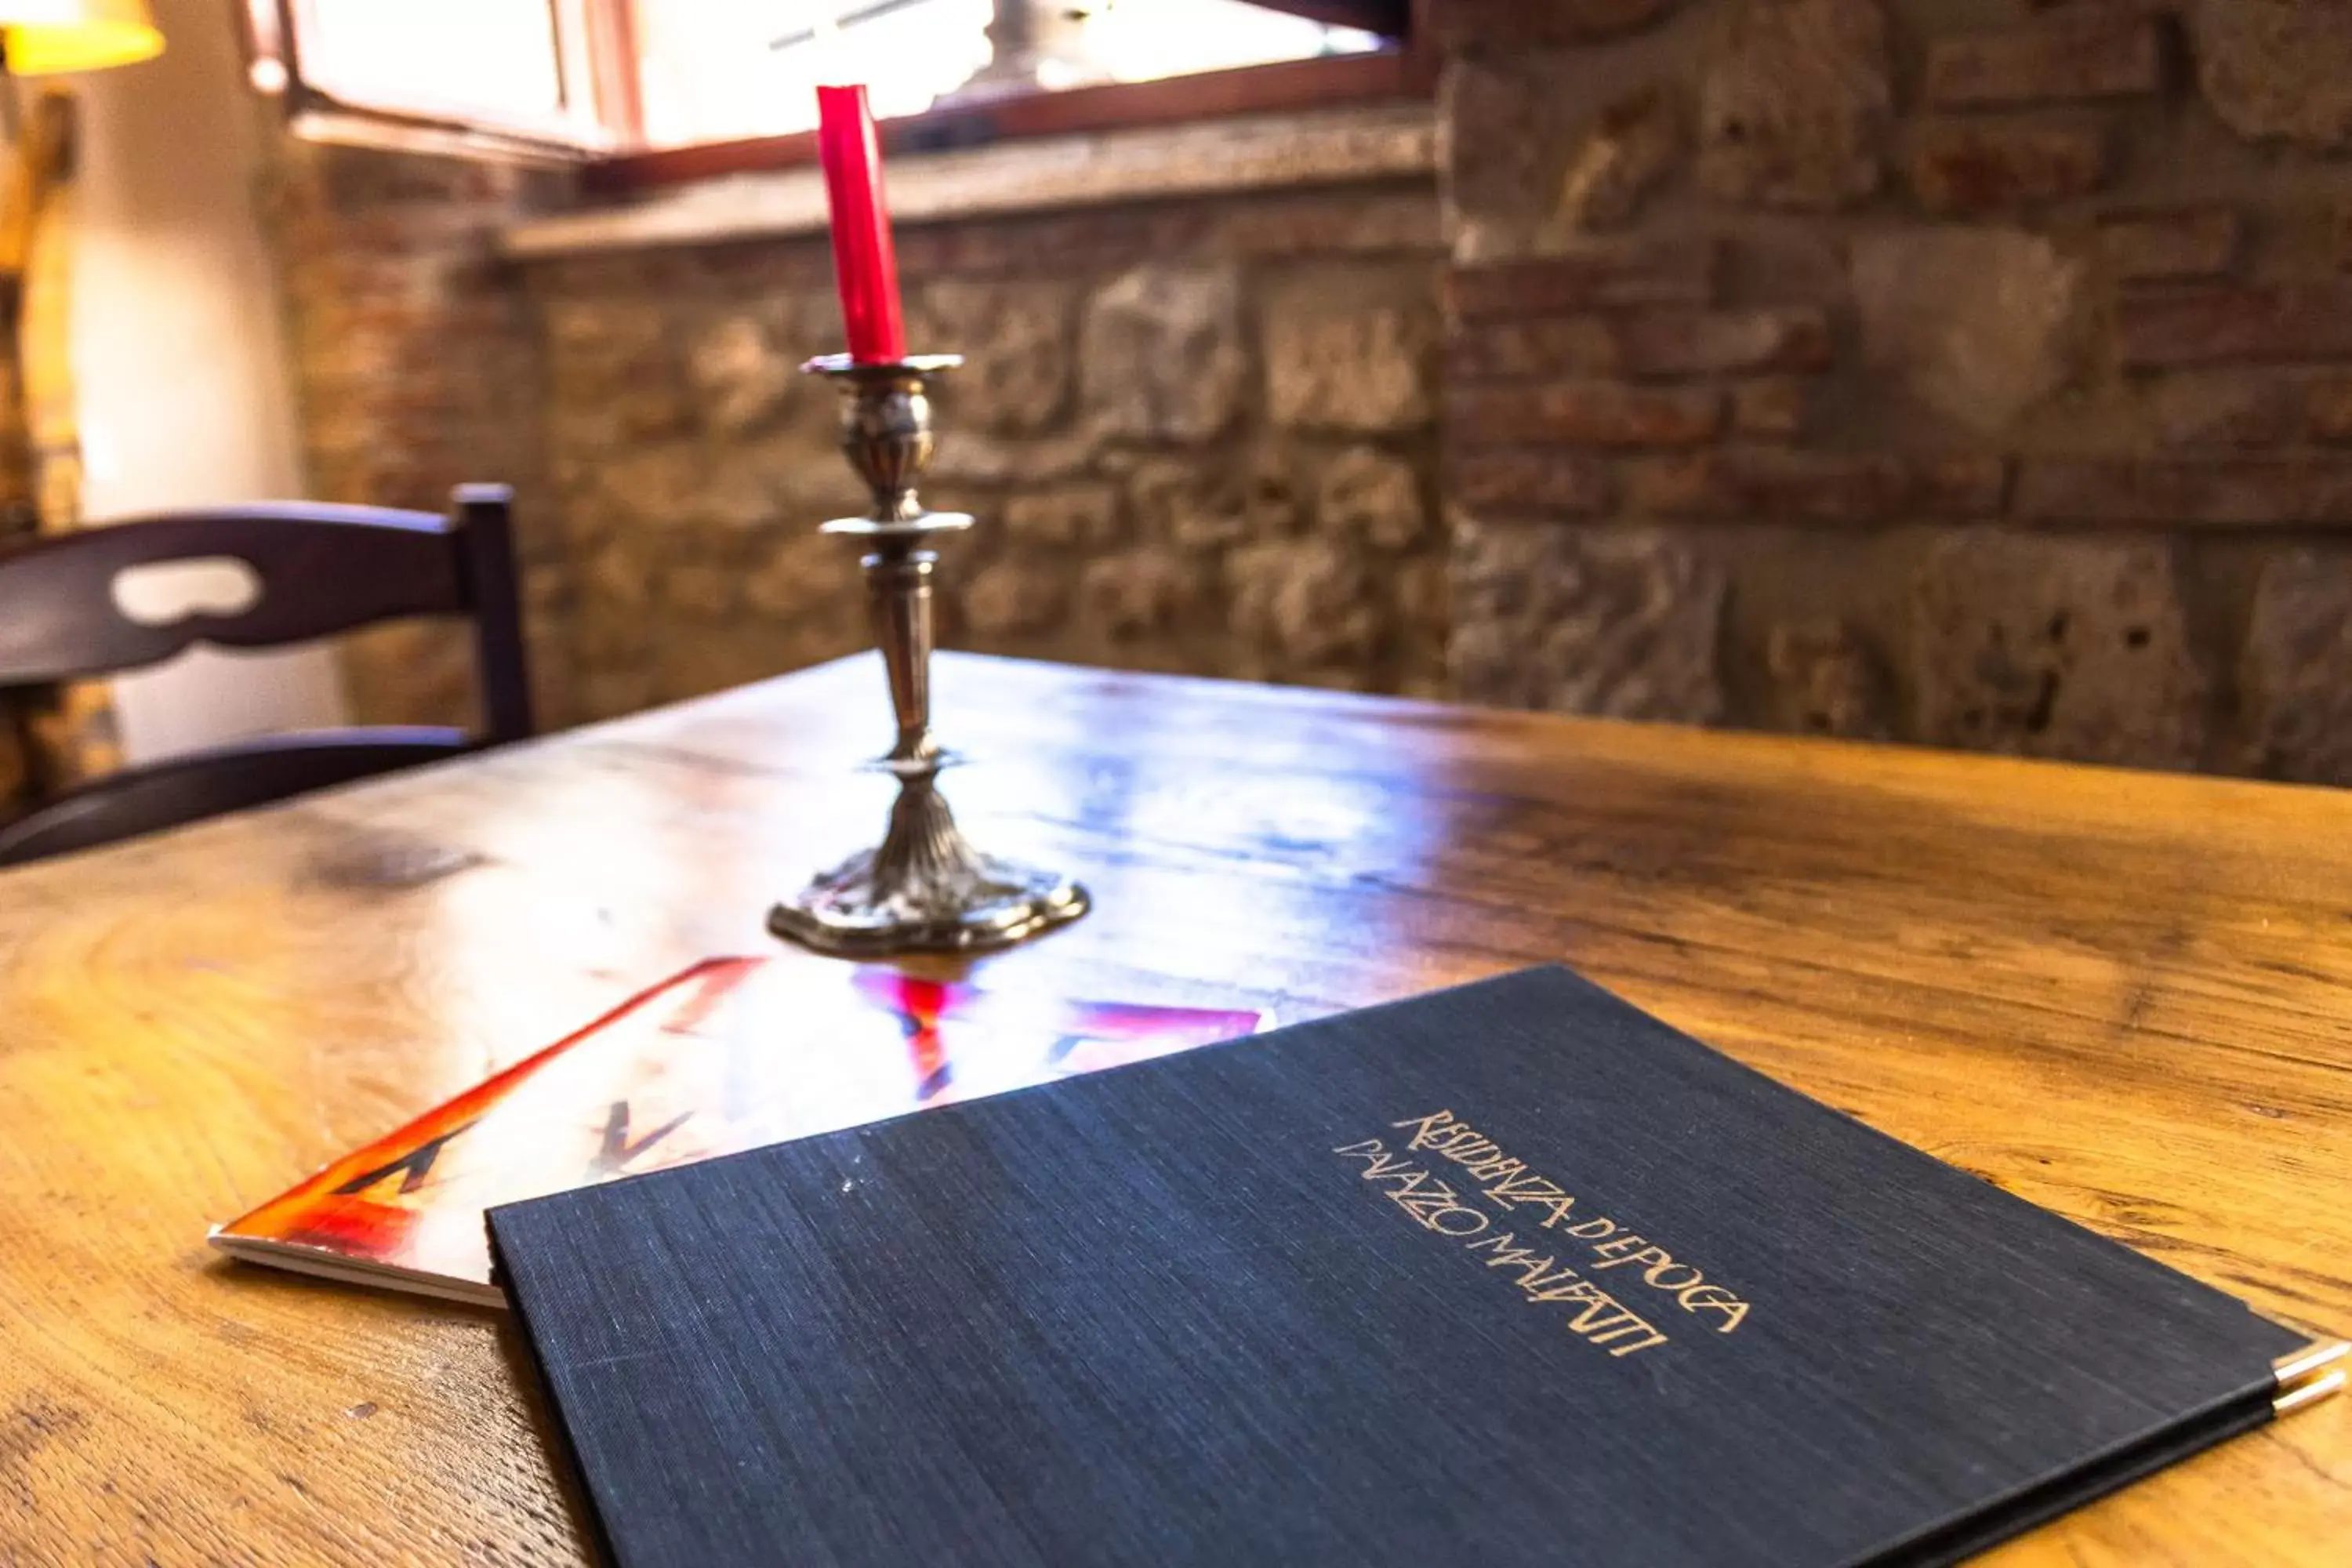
<box><xmin>64</xmin><ymin>0</ymin><xmax>343</xmax><ymax>761</ymax></box>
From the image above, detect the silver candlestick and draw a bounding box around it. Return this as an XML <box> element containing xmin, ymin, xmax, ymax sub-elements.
<box><xmin>768</xmin><ymin>353</ymin><xmax>1090</xmax><ymax>956</ymax></box>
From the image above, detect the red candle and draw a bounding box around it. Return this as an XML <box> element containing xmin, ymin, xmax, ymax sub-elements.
<box><xmin>815</xmin><ymin>84</ymin><xmax>907</xmax><ymax>364</ymax></box>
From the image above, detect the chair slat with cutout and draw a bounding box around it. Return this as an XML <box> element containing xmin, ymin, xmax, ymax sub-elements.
<box><xmin>0</xmin><ymin>485</ymin><xmax>532</xmax><ymax>866</ymax></box>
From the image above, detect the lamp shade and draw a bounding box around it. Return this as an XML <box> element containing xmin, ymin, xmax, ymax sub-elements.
<box><xmin>0</xmin><ymin>0</ymin><xmax>163</xmax><ymax>74</ymax></box>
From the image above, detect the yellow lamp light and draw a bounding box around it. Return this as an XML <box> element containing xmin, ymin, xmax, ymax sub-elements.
<box><xmin>0</xmin><ymin>0</ymin><xmax>162</xmax><ymax>75</ymax></box>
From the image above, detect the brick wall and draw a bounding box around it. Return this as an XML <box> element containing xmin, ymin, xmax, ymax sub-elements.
<box><xmin>270</xmin><ymin>140</ymin><xmax>575</xmax><ymax>725</ymax></box>
<box><xmin>1439</xmin><ymin>0</ymin><xmax>2352</xmax><ymax>782</ymax></box>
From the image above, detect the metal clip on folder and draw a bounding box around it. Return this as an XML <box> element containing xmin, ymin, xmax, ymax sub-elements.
<box><xmin>2274</xmin><ymin>1341</ymin><xmax>2349</xmax><ymax>1417</ymax></box>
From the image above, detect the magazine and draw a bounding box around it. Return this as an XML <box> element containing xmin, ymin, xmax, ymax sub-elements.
<box><xmin>211</xmin><ymin>956</ymin><xmax>1267</xmax><ymax>1304</ymax></box>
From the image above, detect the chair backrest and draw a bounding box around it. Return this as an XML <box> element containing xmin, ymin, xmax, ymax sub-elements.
<box><xmin>0</xmin><ymin>484</ymin><xmax>533</xmax><ymax>866</ymax></box>
<box><xmin>0</xmin><ymin>483</ymin><xmax>532</xmax><ymax>743</ymax></box>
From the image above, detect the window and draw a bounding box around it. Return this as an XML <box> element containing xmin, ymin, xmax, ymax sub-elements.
<box><xmin>243</xmin><ymin>1</ymin><xmax>627</xmax><ymax>156</ymax></box>
<box><xmin>634</xmin><ymin>0</ymin><xmax>1384</xmax><ymax>150</ymax></box>
<box><xmin>241</xmin><ymin>0</ymin><xmax>1416</xmax><ymax>176</ymax></box>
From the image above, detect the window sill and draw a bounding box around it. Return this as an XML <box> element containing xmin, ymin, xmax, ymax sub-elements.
<box><xmin>498</xmin><ymin>99</ymin><xmax>1435</xmax><ymax>262</ymax></box>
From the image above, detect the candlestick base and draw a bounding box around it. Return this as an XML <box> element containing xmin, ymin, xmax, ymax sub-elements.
<box><xmin>768</xmin><ymin>769</ymin><xmax>1089</xmax><ymax>956</ymax></box>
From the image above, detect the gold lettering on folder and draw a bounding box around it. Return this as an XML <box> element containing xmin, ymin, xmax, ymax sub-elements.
<box><xmin>1328</xmin><ymin>1109</ymin><xmax>1755</xmax><ymax>1358</ymax></box>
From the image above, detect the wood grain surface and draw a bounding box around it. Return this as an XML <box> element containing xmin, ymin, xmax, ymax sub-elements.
<box><xmin>0</xmin><ymin>652</ymin><xmax>2344</xmax><ymax>1566</ymax></box>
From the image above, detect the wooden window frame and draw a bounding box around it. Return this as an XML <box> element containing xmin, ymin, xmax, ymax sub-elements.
<box><xmin>241</xmin><ymin>0</ymin><xmax>637</xmax><ymax>163</ymax></box>
<box><xmin>590</xmin><ymin>45</ymin><xmax>1433</xmax><ymax>194</ymax></box>
<box><xmin>241</xmin><ymin>0</ymin><xmax>1431</xmax><ymax>184</ymax></box>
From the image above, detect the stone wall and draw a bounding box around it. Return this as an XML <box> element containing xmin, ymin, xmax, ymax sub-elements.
<box><xmin>270</xmin><ymin>7</ymin><xmax>2352</xmax><ymax>786</ymax></box>
<box><xmin>519</xmin><ymin>184</ymin><xmax>1447</xmax><ymax>720</ymax></box>
<box><xmin>273</xmin><ymin>143</ymin><xmax>1446</xmax><ymax>729</ymax></box>
<box><xmin>1439</xmin><ymin>0</ymin><xmax>2352</xmax><ymax>782</ymax></box>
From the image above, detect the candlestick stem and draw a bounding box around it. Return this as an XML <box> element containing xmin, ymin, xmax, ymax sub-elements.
<box><xmin>769</xmin><ymin>354</ymin><xmax>1090</xmax><ymax>956</ymax></box>
<box><xmin>869</xmin><ymin>547</ymin><xmax>938</xmax><ymax>766</ymax></box>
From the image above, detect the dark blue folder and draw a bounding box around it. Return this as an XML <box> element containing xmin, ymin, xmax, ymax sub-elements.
<box><xmin>490</xmin><ymin>966</ymin><xmax>2318</xmax><ymax>1567</ymax></box>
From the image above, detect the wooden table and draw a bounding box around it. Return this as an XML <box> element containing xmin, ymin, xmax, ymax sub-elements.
<box><xmin>1</xmin><ymin>652</ymin><xmax>2346</xmax><ymax>1565</ymax></box>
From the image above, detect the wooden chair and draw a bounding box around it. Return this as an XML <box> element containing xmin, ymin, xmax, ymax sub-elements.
<box><xmin>0</xmin><ymin>485</ymin><xmax>532</xmax><ymax>866</ymax></box>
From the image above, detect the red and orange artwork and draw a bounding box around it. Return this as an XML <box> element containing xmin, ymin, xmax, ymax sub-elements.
<box><xmin>212</xmin><ymin>959</ymin><xmax>1266</xmax><ymax>1304</ymax></box>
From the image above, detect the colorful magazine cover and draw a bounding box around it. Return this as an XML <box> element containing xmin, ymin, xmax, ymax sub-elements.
<box><xmin>211</xmin><ymin>956</ymin><xmax>1269</xmax><ymax>1305</ymax></box>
